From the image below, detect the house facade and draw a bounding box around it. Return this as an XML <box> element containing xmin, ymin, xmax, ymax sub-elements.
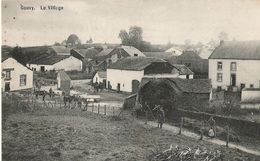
<box><xmin>27</xmin><ymin>55</ymin><xmax>82</xmax><ymax>72</ymax></box>
<box><xmin>2</xmin><ymin>57</ymin><xmax>33</xmax><ymax>91</ymax></box>
<box><xmin>209</xmin><ymin>41</ymin><xmax>260</xmax><ymax>91</ymax></box>
<box><xmin>92</xmin><ymin>71</ymin><xmax>106</xmax><ymax>84</ymax></box>
<box><xmin>107</xmin><ymin>57</ymin><xmax>193</xmax><ymax>93</ymax></box>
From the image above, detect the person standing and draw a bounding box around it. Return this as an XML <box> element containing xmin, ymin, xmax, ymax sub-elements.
<box><xmin>208</xmin><ymin>116</ymin><xmax>216</xmax><ymax>138</ymax></box>
<box><xmin>157</xmin><ymin>105</ymin><xmax>165</xmax><ymax>129</ymax></box>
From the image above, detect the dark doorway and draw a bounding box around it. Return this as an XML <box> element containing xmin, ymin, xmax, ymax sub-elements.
<box><xmin>117</xmin><ymin>83</ymin><xmax>120</xmax><ymax>92</ymax></box>
<box><xmin>132</xmin><ymin>80</ymin><xmax>140</xmax><ymax>93</ymax></box>
<box><xmin>240</xmin><ymin>83</ymin><xmax>245</xmax><ymax>90</ymax></box>
<box><xmin>40</xmin><ymin>66</ymin><xmax>45</xmax><ymax>72</ymax></box>
<box><xmin>5</xmin><ymin>82</ymin><xmax>10</xmax><ymax>92</ymax></box>
<box><xmin>231</xmin><ymin>74</ymin><xmax>236</xmax><ymax>86</ymax></box>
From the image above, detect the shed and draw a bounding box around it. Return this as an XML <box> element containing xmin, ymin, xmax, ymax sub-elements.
<box><xmin>57</xmin><ymin>70</ymin><xmax>71</xmax><ymax>95</ymax></box>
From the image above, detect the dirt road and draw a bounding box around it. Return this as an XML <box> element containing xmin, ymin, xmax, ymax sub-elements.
<box><xmin>2</xmin><ymin>108</ymin><xmax>260</xmax><ymax>161</ymax></box>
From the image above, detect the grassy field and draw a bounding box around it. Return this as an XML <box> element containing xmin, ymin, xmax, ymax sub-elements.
<box><xmin>2</xmin><ymin>107</ymin><xmax>260</xmax><ymax>161</ymax></box>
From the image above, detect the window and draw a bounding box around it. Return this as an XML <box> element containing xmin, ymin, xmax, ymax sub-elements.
<box><xmin>217</xmin><ymin>62</ymin><xmax>222</xmax><ymax>70</ymax></box>
<box><xmin>5</xmin><ymin>71</ymin><xmax>11</xmax><ymax>79</ymax></box>
<box><xmin>20</xmin><ymin>74</ymin><xmax>26</xmax><ymax>86</ymax></box>
<box><xmin>250</xmin><ymin>84</ymin><xmax>254</xmax><ymax>88</ymax></box>
<box><xmin>217</xmin><ymin>73</ymin><xmax>222</xmax><ymax>82</ymax></box>
<box><xmin>217</xmin><ymin>86</ymin><xmax>222</xmax><ymax>91</ymax></box>
<box><xmin>231</xmin><ymin>62</ymin><xmax>237</xmax><ymax>71</ymax></box>
<box><xmin>134</xmin><ymin>54</ymin><xmax>138</xmax><ymax>56</ymax></box>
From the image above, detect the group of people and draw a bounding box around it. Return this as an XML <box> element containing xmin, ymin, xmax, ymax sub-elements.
<box><xmin>138</xmin><ymin>101</ymin><xmax>217</xmax><ymax>138</ymax></box>
<box><xmin>63</xmin><ymin>94</ymin><xmax>89</xmax><ymax>111</ymax></box>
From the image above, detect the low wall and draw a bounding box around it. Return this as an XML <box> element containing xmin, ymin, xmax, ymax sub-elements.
<box><xmin>173</xmin><ymin>109</ymin><xmax>260</xmax><ymax>138</ymax></box>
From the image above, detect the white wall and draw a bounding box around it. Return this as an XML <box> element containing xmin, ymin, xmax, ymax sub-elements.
<box><xmin>107</xmin><ymin>69</ymin><xmax>144</xmax><ymax>92</ymax></box>
<box><xmin>54</xmin><ymin>56</ymin><xmax>82</xmax><ymax>71</ymax></box>
<box><xmin>241</xmin><ymin>90</ymin><xmax>260</xmax><ymax>101</ymax></box>
<box><xmin>209</xmin><ymin>59</ymin><xmax>260</xmax><ymax>90</ymax></box>
<box><xmin>27</xmin><ymin>56</ymin><xmax>82</xmax><ymax>71</ymax></box>
<box><xmin>179</xmin><ymin>74</ymin><xmax>194</xmax><ymax>79</ymax></box>
<box><xmin>2</xmin><ymin>58</ymin><xmax>33</xmax><ymax>91</ymax></box>
<box><xmin>93</xmin><ymin>73</ymin><xmax>105</xmax><ymax>83</ymax></box>
<box><xmin>27</xmin><ymin>64</ymin><xmax>54</xmax><ymax>71</ymax></box>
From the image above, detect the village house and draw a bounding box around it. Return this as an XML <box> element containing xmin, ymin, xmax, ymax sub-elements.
<box><xmin>106</xmin><ymin>57</ymin><xmax>193</xmax><ymax>93</ymax></box>
<box><xmin>165</xmin><ymin>46</ymin><xmax>183</xmax><ymax>56</ymax></box>
<box><xmin>92</xmin><ymin>71</ymin><xmax>107</xmax><ymax>85</ymax></box>
<box><xmin>2</xmin><ymin>55</ymin><xmax>33</xmax><ymax>92</ymax></box>
<box><xmin>209</xmin><ymin>40</ymin><xmax>260</xmax><ymax>91</ymax></box>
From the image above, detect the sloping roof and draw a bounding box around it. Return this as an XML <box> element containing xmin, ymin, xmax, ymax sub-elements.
<box><xmin>72</xmin><ymin>48</ymin><xmax>99</xmax><ymax>59</ymax></box>
<box><xmin>50</xmin><ymin>46</ymin><xmax>71</xmax><ymax>55</ymax></box>
<box><xmin>108</xmin><ymin>57</ymin><xmax>165</xmax><ymax>71</ymax></box>
<box><xmin>1</xmin><ymin>51</ymin><xmax>12</xmax><ymax>62</ymax></box>
<box><xmin>121</xmin><ymin>46</ymin><xmax>145</xmax><ymax>57</ymax></box>
<box><xmin>143</xmin><ymin>52</ymin><xmax>174</xmax><ymax>60</ymax></box>
<box><xmin>172</xmin><ymin>64</ymin><xmax>193</xmax><ymax>75</ymax></box>
<box><xmin>141</xmin><ymin>78</ymin><xmax>211</xmax><ymax>94</ymax></box>
<box><xmin>198</xmin><ymin>48</ymin><xmax>214</xmax><ymax>59</ymax></box>
<box><xmin>165</xmin><ymin>46</ymin><xmax>184</xmax><ymax>54</ymax></box>
<box><xmin>96</xmin><ymin>48</ymin><xmax>114</xmax><ymax>57</ymax></box>
<box><xmin>28</xmin><ymin>55</ymin><xmax>70</xmax><ymax>65</ymax></box>
<box><xmin>57</xmin><ymin>70</ymin><xmax>71</xmax><ymax>81</ymax></box>
<box><xmin>97</xmin><ymin>71</ymin><xmax>107</xmax><ymax>78</ymax></box>
<box><xmin>209</xmin><ymin>41</ymin><xmax>260</xmax><ymax>60</ymax></box>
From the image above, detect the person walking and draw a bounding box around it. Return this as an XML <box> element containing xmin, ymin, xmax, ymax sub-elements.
<box><xmin>157</xmin><ymin>105</ymin><xmax>165</xmax><ymax>129</ymax></box>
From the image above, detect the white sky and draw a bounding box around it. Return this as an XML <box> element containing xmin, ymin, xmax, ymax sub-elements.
<box><xmin>2</xmin><ymin>0</ymin><xmax>260</xmax><ymax>47</ymax></box>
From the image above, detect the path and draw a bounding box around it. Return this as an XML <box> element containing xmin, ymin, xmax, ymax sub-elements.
<box><xmin>138</xmin><ymin>120</ymin><xmax>260</xmax><ymax>156</ymax></box>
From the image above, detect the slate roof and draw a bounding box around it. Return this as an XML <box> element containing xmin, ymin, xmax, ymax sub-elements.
<box><xmin>172</xmin><ymin>64</ymin><xmax>194</xmax><ymax>75</ymax></box>
<box><xmin>97</xmin><ymin>71</ymin><xmax>107</xmax><ymax>78</ymax></box>
<box><xmin>1</xmin><ymin>51</ymin><xmax>11</xmax><ymax>62</ymax></box>
<box><xmin>141</xmin><ymin>78</ymin><xmax>211</xmax><ymax>94</ymax></box>
<box><xmin>108</xmin><ymin>57</ymin><xmax>165</xmax><ymax>71</ymax></box>
<box><xmin>50</xmin><ymin>46</ymin><xmax>71</xmax><ymax>55</ymax></box>
<box><xmin>57</xmin><ymin>70</ymin><xmax>71</xmax><ymax>81</ymax></box>
<box><xmin>28</xmin><ymin>55</ymin><xmax>70</xmax><ymax>65</ymax></box>
<box><xmin>72</xmin><ymin>48</ymin><xmax>99</xmax><ymax>59</ymax></box>
<box><xmin>178</xmin><ymin>51</ymin><xmax>202</xmax><ymax>60</ymax></box>
<box><xmin>209</xmin><ymin>41</ymin><xmax>260</xmax><ymax>60</ymax></box>
<box><xmin>143</xmin><ymin>52</ymin><xmax>174</xmax><ymax>60</ymax></box>
<box><xmin>121</xmin><ymin>46</ymin><xmax>145</xmax><ymax>57</ymax></box>
<box><xmin>198</xmin><ymin>48</ymin><xmax>214</xmax><ymax>59</ymax></box>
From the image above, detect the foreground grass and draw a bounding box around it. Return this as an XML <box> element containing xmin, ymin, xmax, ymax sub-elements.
<box><xmin>2</xmin><ymin>108</ymin><xmax>260</xmax><ymax>161</ymax></box>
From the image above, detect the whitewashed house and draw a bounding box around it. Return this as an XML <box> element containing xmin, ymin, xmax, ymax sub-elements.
<box><xmin>2</xmin><ymin>56</ymin><xmax>33</xmax><ymax>91</ymax></box>
<box><xmin>27</xmin><ymin>55</ymin><xmax>82</xmax><ymax>72</ymax></box>
<box><xmin>93</xmin><ymin>71</ymin><xmax>106</xmax><ymax>84</ymax></box>
<box><xmin>107</xmin><ymin>57</ymin><xmax>193</xmax><ymax>93</ymax></box>
<box><xmin>209</xmin><ymin>41</ymin><xmax>260</xmax><ymax>91</ymax></box>
<box><xmin>165</xmin><ymin>46</ymin><xmax>183</xmax><ymax>56</ymax></box>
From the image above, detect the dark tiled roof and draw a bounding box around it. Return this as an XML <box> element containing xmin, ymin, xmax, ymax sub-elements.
<box><xmin>141</xmin><ymin>78</ymin><xmax>211</xmax><ymax>94</ymax></box>
<box><xmin>1</xmin><ymin>51</ymin><xmax>11</xmax><ymax>62</ymax></box>
<box><xmin>58</xmin><ymin>70</ymin><xmax>71</xmax><ymax>81</ymax></box>
<box><xmin>172</xmin><ymin>64</ymin><xmax>193</xmax><ymax>75</ymax></box>
<box><xmin>50</xmin><ymin>46</ymin><xmax>71</xmax><ymax>55</ymax></box>
<box><xmin>73</xmin><ymin>48</ymin><xmax>99</xmax><ymax>59</ymax></box>
<box><xmin>178</xmin><ymin>51</ymin><xmax>202</xmax><ymax>60</ymax></box>
<box><xmin>108</xmin><ymin>57</ymin><xmax>165</xmax><ymax>71</ymax></box>
<box><xmin>209</xmin><ymin>41</ymin><xmax>260</xmax><ymax>60</ymax></box>
<box><xmin>28</xmin><ymin>55</ymin><xmax>70</xmax><ymax>65</ymax></box>
<box><xmin>143</xmin><ymin>52</ymin><xmax>174</xmax><ymax>60</ymax></box>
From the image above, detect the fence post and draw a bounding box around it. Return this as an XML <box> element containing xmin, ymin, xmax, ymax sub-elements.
<box><xmin>179</xmin><ymin>117</ymin><xmax>183</xmax><ymax>135</ymax></box>
<box><xmin>113</xmin><ymin>106</ymin><xmax>115</xmax><ymax>116</ymax></box>
<box><xmin>104</xmin><ymin>105</ymin><xmax>106</xmax><ymax>115</ymax></box>
<box><xmin>98</xmin><ymin>104</ymin><xmax>100</xmax><ymax>114</ymax></box>
<box><xmin>199</xmin><ymin>121</ymin><xmax>203</xmax><ymax>140</ymax></box>
<box><xmin>226</xmin><ymin>125</ymin><xmax>230</xmax><ymax>147</ymax></box>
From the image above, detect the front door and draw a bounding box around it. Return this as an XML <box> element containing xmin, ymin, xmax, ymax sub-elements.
<box><xmin>231</xmin><ymin>74</ymin><xmax>236</xmax><ymax>86</ymax></box>
<box><xmin>5</xmin><ymin>82</ymin><xmax>10</xmax><ymax>92</ymax></box>
<box><xmin>117</xmin><ymin>83</ymin><xmax>120</xmax><ymax>92</ymax></box>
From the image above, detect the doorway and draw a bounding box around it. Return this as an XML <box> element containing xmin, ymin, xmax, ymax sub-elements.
<box><xmin>117</xmin><ymin>83</ymin><xmax>120</xmax><ymax>92</ymax></box>
<box><xmin>40</xmin><ymin>66</ymin><xmax>45</xmax><ymax>72</ymax></box>
<box><xmin>231</xmin><ymin>74</ymin><xmax>236</xmax><ymax>86</ymax></box>
<box><xmin>5</xmin><ymin>82</ymin><xmax>10</xmax><ymax>92</ymax></box>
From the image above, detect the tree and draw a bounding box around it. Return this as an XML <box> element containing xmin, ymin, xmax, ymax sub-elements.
<box><xmin>118</xmin><ymin>26</ymin><xmax>149</xmax><ymax>51</ymax></box>
<box><xmin>86</xmin><ymin>37</ymin><xmax>93</xmax><ymax>44</ymax></box>
<box><xmin>66</xmin><ymin>34</ymin><xmax>81</xmax><ymax>47</ymax></box>
<box><xmin>54</xmin><ymin>42</ymin><xmax>61</xmax><ymax>46</ymax></box>
<box><xmin>218</xmin><ymin>32</ymin><xmax>229</xmax><ymax>41</ymax></box>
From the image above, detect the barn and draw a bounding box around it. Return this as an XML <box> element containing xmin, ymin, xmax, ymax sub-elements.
<box><xmin>138</xmin><ymin>78</ymin><xmax>211</xmax><ymax>118</ymax></box>
<box><xmin>57</xmin><ymin>70</ymin><xmax>71</xmax><ymax>95</ymax></box>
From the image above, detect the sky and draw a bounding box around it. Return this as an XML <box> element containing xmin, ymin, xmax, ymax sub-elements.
<box><xmin>2</xmin><ymin>0</ymin><xmax>260</xmax><ymax>47</ymax></box>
